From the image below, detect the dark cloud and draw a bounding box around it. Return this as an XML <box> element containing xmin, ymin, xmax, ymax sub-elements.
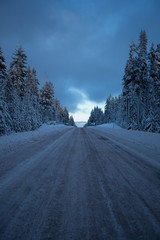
<box><xmin>0</xmin><ymin>0</ymin><xmax>160</xmax><ymax>113</ymax></box>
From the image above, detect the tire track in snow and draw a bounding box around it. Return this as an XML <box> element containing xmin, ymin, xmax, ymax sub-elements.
<box><xmin>0</xmin><ymin>127</ymin><xmax>160</xmax><ymax>240</ymax></box>
<box><xmin>86</xmin><ymin>128</ymin><xmax>160</xmax><ymax>239</ymax></box>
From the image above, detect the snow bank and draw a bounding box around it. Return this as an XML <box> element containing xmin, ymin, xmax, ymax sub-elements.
<box><xmin>92</xmin><ymin>123</ymin><xmax>160</xmax><ymax>168</ymax></box>
<box><xmin>95</xmin><ymin>123</ymin><xmax>160</xmax><ymax>149</ymax></box>
<box><xmin>0</xmin><ymin>124</ymin><xmax>68</xmax><ymax>153</ymax></box>
<box><xmin>97</xmin><ymin>123</ymin><xmax>122</xmax><ymax>129</ymax></box>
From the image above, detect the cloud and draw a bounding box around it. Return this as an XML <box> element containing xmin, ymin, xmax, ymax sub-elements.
<box><xmin>0</xmin><ymin>0</ymin><xmax>160</xmax><ymax>121</ymax></box>
<box><xmin>68</xmin><ymin>87</ymin><xmax>105</xmax><ymax>121</ymax></box>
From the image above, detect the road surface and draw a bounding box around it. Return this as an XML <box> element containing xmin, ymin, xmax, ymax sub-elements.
<box><xmin>0</xmin><ymin>127</ymin><xmax>160</xmax><ymax>240</ymax></box>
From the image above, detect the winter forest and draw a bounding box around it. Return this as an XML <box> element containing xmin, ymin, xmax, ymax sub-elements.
<box><xmin>86</xmin><ymin>30</ymin><xmax>160</xmax><ymax>133</ymax></box>
<box><xmin>1</xmin><ymin>30</ymin><xmax>160</xmax><ymax>135</ymax></box>
<box><xmin>0</xmin><ymin>46</ymin><xmax>75</xmax><ymax>135</ymax></box>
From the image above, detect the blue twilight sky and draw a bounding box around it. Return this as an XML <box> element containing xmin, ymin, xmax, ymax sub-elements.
<box><xmin>0</xmin><ymin>0</ymin><xmax>160</xmax><ymax>121</ymax></box>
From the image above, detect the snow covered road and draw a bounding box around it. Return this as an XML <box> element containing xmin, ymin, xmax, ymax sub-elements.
<box><xmin>0</xmin><ymin>126</ymin><xmax>160</xmax><ymax>240</ymax></box>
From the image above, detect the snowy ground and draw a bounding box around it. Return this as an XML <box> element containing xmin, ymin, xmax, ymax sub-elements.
<box><xmin>96</xmin><ymin>122</ymin><xmax>122</xmax><ymax>129</ymax></box>
<box><xmin>0</xmin><ymin>123</ymin><xmax>69</xmax><ymax>153</ymax></box>
<box><xmin>0</xmin><ymin>125</ymin><xmax>160</xmax><ymax>239</ymax></box>
<box><xmin>93</xmin><ymin>123</ymin><xmax>160</xmax><ymax>168</ymax></box>
<box><xmin>95</xmin><ymin>122</ymin><xmax>160</xmax><ymax>148</ymax></box>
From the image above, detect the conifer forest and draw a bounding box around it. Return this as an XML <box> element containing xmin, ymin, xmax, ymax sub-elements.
<box><xmin>0</xmin><ymin>46</ymin><xmax>75</xmax><ymax>135</ymax></box>
<box><xmin>0</xmin><ymin>31</ymin><xmax>160</xmax><ymax>134</ymax></box>
<box><xmin>86</xmin><ymin>31</ymin><xmax>160</xmax><ymax>133</ymax></box>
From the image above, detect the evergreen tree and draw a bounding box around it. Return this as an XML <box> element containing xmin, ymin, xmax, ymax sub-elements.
<box><xmin>137</xmin><ymin>30</ymin><xmax>148</xmax><ymax>129</ymax></box>
<box><xmin>25</xmin><ymin>66</ymin><xmax>33</xmax><ymax>95</ymax></box>
<box><xmin>104</xmin><ymin>94</ymin><xmax>113</xmax><ymax>123</ymax></box>
<box><xmin>122</xmin><ymin>42</ymin><xmax>137</xmax><ymax>128</ymax></box>
<box><xmin>31</xmin><ymin>68</ymin><xmax>42</xmax><ymax>128</ymax></box>
<box><xmin>87</xmin><ymin>106</ymin><xmax>104</xmax><ymax>126</ymax></box>
<box><xmin>23</xmin><ymin>66</ymin><xmax>40</xmax><ymax>130</ymax></box>
<box><xmin>69</xmin><ymin>116</ymin><xmax>75</xmax><ymax>126</ymax></box>
<box><xmin>0</xmin><ymin>47</ymin><xmax>12</xmax><ymax>134</ymax></box>
<box><xmin>40</xmin><ymin>81</ymin><xmax>55</xmax><ymax>123</ymax></box>
<box><xmin>115</xmin><ymin>94</ymin><xmax>123</xmax><ymax>126</ymax></box>
<box><xmin>63</xmin><ymin>107</ymin><xmax>69</xmax><ymax>125</ymax></box>
<box><xmin>146</xmin><ymin>44</ymin><xmax>158</xmax><ymax>131</ymax></box>
<box><xmin>9</xmin><ymin>45</ymin><xmax>27</xmax><ymax>98</ymax></box>
<box><xmin>25</xmin><ymin>67</ymin><xmax>40</xmax><ymax>98</ymax></box>
<box><xmin>54</xmin><ymin>98</ymin><xmax>61</xmax><ymax>123</ymax></box>
<box><xmin>154</xmin><ymin>44</ymin><xmax>160</xmax><ymax>131</ymax></box>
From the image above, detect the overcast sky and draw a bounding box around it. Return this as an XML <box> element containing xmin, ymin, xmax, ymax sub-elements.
<box><xmin>0</xmin><ymin>0</ymin><xmax>160</xmax><ymax>121</ymax></box>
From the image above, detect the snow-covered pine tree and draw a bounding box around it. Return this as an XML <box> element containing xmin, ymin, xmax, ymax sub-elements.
<box><xmin>59</xmin><ymin>107</ymin><xmax>65</xmax><ymax>123</ymax></box>
<box><xmin>95</xmin><ymin>106</ymin><xmax>104</xmax><ymax>125</ymax></box>
<box><xmin>22</xmin><ymin>66</ymin><xmax>34</xmax><ymax>131</ymax></box>
<box><xmin>53</xmin><ymin>98</ymin><xmax>69</xmax><ymax>124</ymax></box>
<box><xmin>4</xmin><ymin>73</ymin><xmax>14</xmax><ymax>115</ymax></box>
<box><xmin>69</xmin><ymin>116</ymin><xmax>75</xmax><ymax>126</ymax></box>
<box><xmin>31</xmin><ymin>68</ymin><xmax>40</xmax><ymax>97</ymax></box>
<box><xmin>9</xmin><ymin>46</ymin><xmax>27</xmax><ymax>98</ymax></box>
<box><xmin>114</xmin><ymin>96</ymin><xmax>119</xmax><ymax>123</ymax></box>
<box><xmin>0</xmin><ymin>47</ymin><xmax>7</xmax><ymax>88</ymax></box>
<box><xmin>122</xmin><ymin>42</ymin><xmax>139</xmax><ymax>129</ymax></box>
<box><xmin>104</xmin><ymin>94</ymin><xmax>113</xmax><ymax>123</ymax></box>
<box><xmin>24</xmin><ymin>66</ymin><xmax>41</xmax><ymax>130</ymax></box>
<box><xmin>122</xmin><ymin>42</ymin><xmax>134</xmax><ymax>128</ymax></box>
<box><xmin>115</xmin><ymin>94</ymin><xmax>123</xmax><ymax>126</ymax></box>
<box><xmin>63</xmin><ymin>107</ymin><xmax>69</xmax><ymax>125</ymax></box>
<box><xmin>0</xmin><ymin>47</ymin><xmax>12</xmax><ymax>135</ymax></box>
<box><xmin>87</xmin><ymin>109</ymin><xmax>94</xmax><ymax>126</ymax></box>
<box><xmin>31</xmin><ymin>68</ymin><xmax>42</xmax><ymax>127</ymax></box>
<box><xmin>5</xmin><ymin>71</ymin><xmax>22</xmax><ymax>132</ymax></box>
<box><xmin>146</xmin><ymin>43</ymin><xmax>158</xmax><ymax>131</ymax></box>
<box><xmin>136</xmin><ymin>30</ymin><xmax>148</xmax><ymax>130</ymax></box>
<box><xmin>8</xmin><ymin>46</ymin><xmax>28</xmax><ymax>132</ymax></box>
<box><xmin>110</xmin><ymin>96</ymin><xmax>115</xmax><ymax>122</ymax></box>
<box><xmin>154</xmin><ymin>44</ymin><xmax>160</xmax><ymax>132</ymax></box>
<box><xmin>87</xmin><ymin>106</ymin><xmax>104</xmax><ymax>126</ymax></box>
<box><xmin>54</xmin><ymin>98</ymin><xmax>61</xmax><ymax>123</ymax></box>
<box><xmin>40</xmin><ymin>81</ymin><xmax>55</xmax><ymax>123</ymax></box>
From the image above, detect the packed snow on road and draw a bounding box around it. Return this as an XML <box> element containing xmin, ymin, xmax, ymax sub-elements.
<box><xmin>0</xmin><ymin>123</ymin><xmax>160</xmax><ymax>240</ymax></box>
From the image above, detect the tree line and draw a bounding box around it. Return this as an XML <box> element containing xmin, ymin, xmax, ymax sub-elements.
<box><xmin>0</xmin><ymin>46</ymin><xmax>75</xmax><ymax>135</ymax></box>
<box><xmin>85</xmin><ymin>30</ymin><xmax>160</xmax><ymax>133</ymax></box>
